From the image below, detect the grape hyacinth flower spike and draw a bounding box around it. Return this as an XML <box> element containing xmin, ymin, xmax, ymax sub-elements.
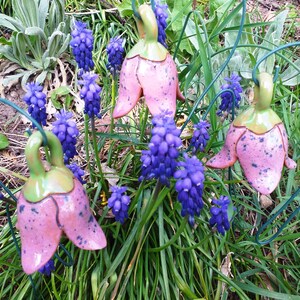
<box><xmin>106</xmin><ymin>36</ymin><xmax>125</xmax><ymax>75</ymax></box>
<box><xmin>70</xmin><ymin>21</ymin><xmax>94</xmax><ymax>72</ymax></box>
<box><xmin>174</xmin><ymin>153</ymin><xmax>205</xmax><ymax>226</ymax></box>
<box><xmin>217</xmin><ymin>73</ymin><xmax>243</xmax><ymax>117</ymax></box>
<box><xmin>107</xmin><ymin>186</ymin><xmax>131</xmax><ymax>224</ymax></box>
<box><xmin>16</xmin><ymin>131</ymin><xmax>106</xmax><ymax>274</ymax></box>
<box><xmin>209</xmin><ymin>196</ymin><xmax>232</xmax><ymax>235</ymax></box>
<box><xmin>38</xmin><ymin>259</ymin><xmax>55</xmax><ymax>276</ymax></box>
<box><xmin>113</xmin><ymin>4</ymin><xmax>184</xmax><ymax>119</ymax></box>
<box><xmin>207</xmin><ymin>73</ymin><xmax>297</xmax><ymax>194</ymax></box>
<box><xmin>79</xmin><ymin>72</ymin><xmax>102</xmax><ymax>118</ymax></box>
<box><xmin>154</xmin><ymin>1</ymin><xmax>168</xmax><ymax>48</ymax></box>
<box><xmin>191</xmin><ymin>120</ymin><xmax>210</xmax><ymax>153</ymax></box>
<box><xmin>52</xmin><ymin>109</ymin><xmax>79</xmax><ymax>164</ymax></box>
<box><xmin>23</xmin><ymin>82</ymin><xmax>47</xmax><ymax>127</ymax></box>
<box><xmin>140</xmin><ymin>112</ymin><xmax>182</xmax><ymax>186</ymax></box>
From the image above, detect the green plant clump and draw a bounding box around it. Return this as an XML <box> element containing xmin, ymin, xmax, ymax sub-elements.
<box><xmin>0</xmin><ymin>0</ymin><xmax>299</xmax><ymax>299</ymax></box>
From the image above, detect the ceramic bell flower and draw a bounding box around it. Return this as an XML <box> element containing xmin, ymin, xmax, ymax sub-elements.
<box><xmin>112</xmin><ymin>4</ymin><xmax>184</xmax><ymax>119</ymax></box>
<box><xmin>207</xmin><ymin>73</ymin><xmax>297</xmax><ymax>195</ymax></box>
<box><xmin>16</xmin><ymin>131</ymin><xmax>106</xmax><ymax>275</ymax></box>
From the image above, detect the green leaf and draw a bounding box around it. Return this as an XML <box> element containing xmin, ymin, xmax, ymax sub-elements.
<box><xmin>0</xmin><ymin>134</ymin><xmax>9</xmax><ymax>150</ymax></box>
<box><xmin>0</xmin><ymin>14</ymin><xmax>24</xmax><ymax>32</ymax></box>
<box><xmin>65</xmin><ymin>94</ymin><xmax>73</xmax><ymax>110</ymax></box>
<box><xmin>281</xmin><ymin>59</ymin><xmax>300</xmax><ymax>86</ymax></box>
<box><xmin>257</xmin><ymin>10</ymin><xmax>288</xmax><ymax>73</ymax></box>
<box><xmin>117</xmin><ymin>0</ymin><xmax>133</xmax><ymax>18</ymax></box>
<box><xmin>38</xmin><ymin>0</ymin><xmax>50</xmax><ymax>29</ymax></box>
<box><xmin>170</xmin><ymin>0</ymin><xmax>192</xmax><ymax>32</ymax></box>
<box><xmin>50</xmin><ymin>86</ymin><xmax>71</xmax><ymax>109</ymax></box>
<box><xmin>0</xmin><ymin>36</ymin><xmax>12</xmax><ymax>47</ymax></box>
<box><xmin>50</xmin><ymin>94</ymin><xmax>63</xmax><ymax>109</ymax></box>
<box><xmin>25</xmin><ymin>26</ymin><xmax>47</xmax><ymax>40</ymax></box>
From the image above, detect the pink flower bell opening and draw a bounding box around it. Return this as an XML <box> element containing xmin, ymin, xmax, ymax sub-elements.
<box><xmin>112</xmin><ymin>4</ymin><xmax>184</xmax><ymax>119</ymax></box>
<box><xmin>207</xmin><ymin>73</ymin><xmax>297</xmax><ymax>194</ymax></box>
<box><xmin>16</xmin><ymin>131</ymin><xmax>106</xmax><ymax>274</ymax></box>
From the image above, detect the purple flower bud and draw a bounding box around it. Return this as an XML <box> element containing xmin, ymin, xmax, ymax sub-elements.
<box><xmin>209</xmin><ymin>195</ymin><xmax>232</xmax><ymax>235</ymax></box>
<box><xmin>106</xmin><ymin>36</ymin><xmax>125</xmax><ymax>75</ymax></box>
<box><xmin>66</xmin><ymin>163</ymin><xmax>85</xmax><ymax>184</ymax></box>
<box><xmin>38</xmin><ymin>259</ymin><xmax>55</xmax><ymax>276</ymax></box>
<box><xmin>218</xmin><ymin>73</ymin><xmax>243</xmax><ymax>117</ymax></box>
<box><xmin>191</xmin><ymin>120</ymin><xmax>210</xmax><ymax>153</ymax></box>
<box><xmin>52</xmin><ymin>110</ymin><xmax>79</xmax><ymax>163</ymax></box>
<box><xmin>154</xmin><ymin>1</ymin><xmax>168</xmax><ymax>48</ymax></box>
<box><xmin>23</xmin><ymin>82</ymin><xmax>47</xmax><ymax>127</ymax></box>
<box><xmin>70</xmin><ymin>21</ymin><xmax>94</xmax><ymax>72</ymax></box>
<box><xmin>140</xmin><ymin>111</ymin><xmax>182</xmax><ymax>186</ymax></box>
<box><xmin>175</xmin><ymin>153</ymin><xmax>205</xmax><ymax>226</ymax></box>
<box><xmin>79</xmin><ymin>72</ymin><xmax>102</xmax><ymax>118</ymax></box>
<box><xmin>107</xmin><ymin>186</ymin><xmax>131</xmax><ymax>224</ymax></box>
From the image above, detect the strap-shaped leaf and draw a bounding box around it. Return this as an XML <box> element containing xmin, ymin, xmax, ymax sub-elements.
<box><xmin>12</xmin><ymin>0</ymin><xmax>39</xmax><ymax>27</ymax></box>
<box><xmin>0</xmin><ymin>14</ymin><xmax>24</xmax><ymax>32</ymax></box>
<box><xmin>25</xmin><ymin>26</ymin><xmax>47</xmax><ymax>41</ymax></box>
<box><xmin>38</xmin><ymin>0</ymin><xmax>50</xmax><ymax>30</ymax></box>
<box><xmin>0</xmin><ymin>45</ymin><xmax>22</xmax><ymax>65</ymax></box>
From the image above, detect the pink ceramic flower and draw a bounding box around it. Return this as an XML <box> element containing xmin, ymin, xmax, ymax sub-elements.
<box><xmin>207</xmin><ymin>73</ymin><xmax>297</xmax><ymax>194</ymax></box>
<box><xmin>112</xmin><ymin>4</ymin><xmax>184</xmax><ymax>119</ymax></box>
<box><xmin>17</xmin><ymin>131</ymin><xmax>106</xmax><ymax>274</ymax></box>
<box><xmin>17</xmin><ymin>179</ymin><xmax>106</xmax><ymax>274</ymax></box>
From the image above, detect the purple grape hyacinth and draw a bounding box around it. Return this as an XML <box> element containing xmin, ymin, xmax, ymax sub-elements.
<box><xmin>174</xmin><ymin>153</ymin><xmax>205</xmax><ymax>226</ymax></box>
<box><xmin>217</xmin><ymin>73</ymin><xmax>243</xmax><ymax>117</ymax></box>
<box><xmin>140</xmin><ymin>112</ymin><xmax>182</xmax><ymax>186</ymax></box>
<box><xmin>67</xmin><ymin>163</ymin><xmax>85</xmax><ymax>184</ymax></box>
<box><xmin>106</xmin><ymin>36</ymin><xmax>125</xmax><ymax>75</ymax></box>
<box><xmin>38</xmin><ymin>259</ymin><xmax>55</xmax><ymax>276</ymax></box>
<box><xmin>209</xmin><ymin>195</ymin><xmax>231</xmax><ymax>235</ymax></box>
<box><xmin>70</xmin><ymin>21</ymin><xmax>94</xmax><ymax>72</ymax></box>
<box><xmin>154</xmin><ymin>1</ymin><xmax>168</xmax><ymax>47</ymax></box>
<box><xmin>23</xmin><ymin>82</ymin><xmax>47</xmax><ymax>127</ymax></box>
<box><xmin>191</xmin><ymin>120</ymin><xmax>210</xmax><ymax>153</ymax></box>
<box><xmin>79</xmin><ymin>73</ymin><xmax>102</xmax><ymax>118</ymax></box>
<box><xmin>52</xmin><ymin>110</ymin><xmax>79</xmax><ymax>164</ymax></box>
<box><xmin>108</xmin><ymin>186</ymin><xmax>131</xmax><ymax>224</ymax></box>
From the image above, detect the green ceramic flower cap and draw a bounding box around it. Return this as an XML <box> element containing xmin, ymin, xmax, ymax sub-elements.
<box><xmin>233</xmin><ymin>72</ymin><xmax>282</xmax><ymax>134</ymax></box>
<box><xmin>127</xmin><ymin>4</ymin><xmax>168</xmax><ymax>61</ymax></box>
<box><xmin>23</xmin><ymin>131</ymin><xmax>74</xmax><ymax>202</ymax></box>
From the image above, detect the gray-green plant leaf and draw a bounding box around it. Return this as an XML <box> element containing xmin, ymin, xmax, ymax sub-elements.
<box><xmin>257</xmin><ymin>10</ymin><xmax>288</xmax><ymax>73</ymax></box>
<box><xmin>281</xmin><ymin>59</ymin><xmax>300</xmax><ymax>86</ymax></box>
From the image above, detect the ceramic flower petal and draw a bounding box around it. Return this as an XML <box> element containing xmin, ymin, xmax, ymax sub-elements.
<box><xmin>207</xmin><ymin>73</ymin><xmax>296</xmax><ymax>194</ymax></box>
<box><xmin>113</xmin><ymin>54</ymin><xmax>184</xmax><ymax>118</ymax></box>
<box><xmin>206</xmin><ymin>124</ymin><xmax>246</xmax><ymax>168</ymax></box>
<box><xmin>16</xmin><ymin>193</ymin><xmax>62</xmax><ymax>275</ymax></box>
<box><xmin>17</xmin><ymin>131</ymin><xmax>107</xmax><ymax>274</ymax></box>
<box><xmin>17</xmin><ymin>179</ymin><xmax>107</xmax><ymax>275</ymax></box>
<box><xmin>56</xmin><ymin>179</ymin><xmax>107</xmax><ymax>250</ymax></box>
<box><xmin>112</xmin><ymin>4</ymin><xmax>184</xmax><ymax>119</ymax></box>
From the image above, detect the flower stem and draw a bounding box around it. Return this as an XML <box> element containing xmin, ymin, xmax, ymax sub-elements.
<box><xmin>91</xmin><ymin>116</ymin><xmax>108</xmax><ymax>196</ymax></box>
<box><xmin>84</xmin><ymin>114</ymin><xmax>94</xmax><ymax>182</ymax></box>
<box><xmin>110</xmin><ymin>75</ymin><xmax>116</xmax><ymax>134</ymax></box>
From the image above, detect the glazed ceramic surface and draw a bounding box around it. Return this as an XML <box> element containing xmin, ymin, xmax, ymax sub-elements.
<box><xmin>113</xmin><ymin>54</ymin><xmax>184</xmax><ymax>118</ymax></box>
<box><xmin>17</xmin><ymin>178</ymin><xmax>106</xmax><ymax>274</ymax></box>
<box><xmin>206</xmin><ymin>73</ymin><xmax>296</xmax><ymax>194</ymax></box>
<box><xmin>112</xmin><ymin>4</ymin><xmax>184</xmax><ymax>119</ymax></box>
<box><xmin>206</xmin><ymin>123</ymin><xmax>296</xmax><ymax>194</ymax></box>
<box><xmin>17</xmin><ymin>131</ymin><xmax>107</xmax><ymax>274</ymax></box>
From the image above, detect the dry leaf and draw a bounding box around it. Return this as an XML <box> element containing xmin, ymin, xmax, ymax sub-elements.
<box><xmin>101</xmin><ymin>163</ymin><xmax>119</xmax><ymax>187</ymax></box>
<box><xmin>260</xmin><ymin>194</ymin><xmax>273</xmax><ymax>209</ymax></box>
